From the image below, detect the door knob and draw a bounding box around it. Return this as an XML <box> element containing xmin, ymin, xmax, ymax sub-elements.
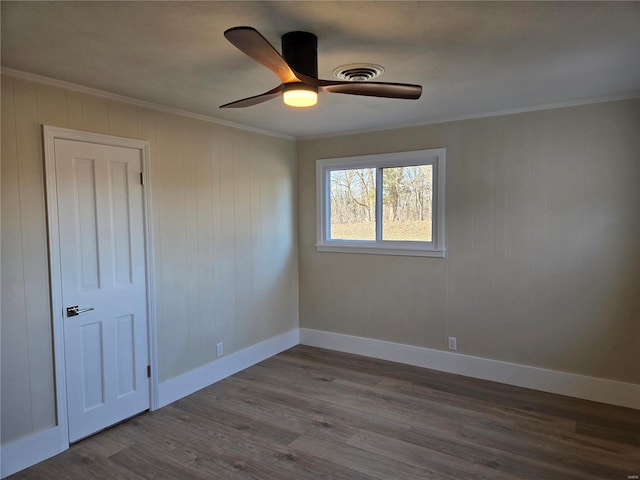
<box><xmin>66</xmin><ymin>306</ymin><xmax>95</xmax><ymax>317</ymax></box>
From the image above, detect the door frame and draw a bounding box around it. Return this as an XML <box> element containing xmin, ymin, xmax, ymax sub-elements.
<box><xmin>43</xmin><ymin>125</ymin><xmax>158</xmax><ymax>451</ymax></box>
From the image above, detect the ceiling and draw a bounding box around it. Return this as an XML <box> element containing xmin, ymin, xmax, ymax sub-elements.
<box><xmin>2</xmin><ymin>1</ymin><xmax>639</xmax><ymax>138</ymax></box>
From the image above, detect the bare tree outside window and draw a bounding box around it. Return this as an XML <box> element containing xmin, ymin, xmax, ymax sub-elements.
<box><xmin>329</xmin><ymin>168</ymin><xmax>376</xmax><ymax>240</ymax></box>
<box><xmin>382</xmin><ymin>165</ymin><xmax>432</xmax><ymax>241</ymax></box>
<box><xmin>329</xmin><ymin>165</ymin><xmax>432</xmax><ymax>242</ymax></box>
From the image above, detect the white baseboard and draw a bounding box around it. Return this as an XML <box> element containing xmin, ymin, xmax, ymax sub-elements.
<box><xmin>1</xmin><ymin>426</ymin><xmax>62</xmax><ymax>478</ymax></box>
<box><xmin>299</xmin><ymin>328</ymin><xmax>640</xmax><ymax>410</ymax></box>
<box><xmin>1</xmin><ymin>329</ymin><xmax>299</xmax><ymax>478</ymax></box>
<box><xmin>158</xmin><ymin>328</ymin><xmax>300</xmax><ymax>408</ymax></box>
<box><xmin>3</xmin><ymin>326</ymin><xmax>636</xmax><ymax>479</ymax></box>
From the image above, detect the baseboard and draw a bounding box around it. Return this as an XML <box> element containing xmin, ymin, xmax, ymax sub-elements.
<box><xmin>299</xmin><ymin>328</ymin><xmax>640</xmax><ymax>410</ymax></box>
<box><xmin>1</xmin><ymin>426</ymin><xmax>62</xmax><ymax>478</ymax></box>
<box><xmin>0</xmin><ymin>329</ymin><xmax>299</xmax><ymax>478</ymax></box>
<box><xmin>158</xmin><ymin>328</ymin><xmax>300</xmax><ymax>408</ymax></box>
<box><xmin>4</xmin><ymin>326</ymin><xmax>635</xmax><ymax>479</ymax></box>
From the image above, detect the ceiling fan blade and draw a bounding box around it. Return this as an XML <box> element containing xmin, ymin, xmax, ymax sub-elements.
<box><xmin>224</xmin><ymin>27</ymin><xmax>299</xmax><ymax>83</ymax></box>
<box><xmin>219</xmin><ymin>85</ymin><xmax>284</xmax><ymax>108</ymax></box>
<box><xmin>319</xmin><ymin>80</ymin><xmax>422</xmax><ymax>100</ymax></box>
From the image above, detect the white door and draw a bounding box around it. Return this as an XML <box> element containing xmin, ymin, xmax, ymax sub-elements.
<box><xmin>54</xmin><ymin>138</ymin><xmax>150</xmax><ymax>442</ymax></box>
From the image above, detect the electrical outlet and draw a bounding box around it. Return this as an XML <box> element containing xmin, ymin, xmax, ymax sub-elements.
<box><xmin>448</xmin><ymin>336</ymin><xmax>457</xmax><ymax>351</ymax></box>
<box><xmin>216</xmin><ymin>342</ymin><xmax>224</xmax><ymax>357</ymax></box>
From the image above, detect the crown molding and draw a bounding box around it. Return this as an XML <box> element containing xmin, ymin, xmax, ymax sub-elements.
<box><xmin>299</xmin><ymin>93</ymin><xmax>640</xmax><ymax>141</ymax></box>
<box><xmin>3</xmin><ymin>67</ymin><xmax>638</xmax><ymax>142</ymax></box>
<box><xmin>1</xmin><ymin>67</ymin><xmax>295</xmax><ymax>141</ymax></box>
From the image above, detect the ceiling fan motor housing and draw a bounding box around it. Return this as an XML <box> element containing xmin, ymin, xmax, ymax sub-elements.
<box><xmin>282</xmin><ymin>31</ymin><xmax>318</xmax><ymax>79</ymax></box>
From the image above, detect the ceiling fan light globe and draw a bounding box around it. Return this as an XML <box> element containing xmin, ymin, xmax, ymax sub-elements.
<box><xmin>283</xmin><ymin>83</ymin><xmax>318</xmax><ymax>107</ymax></box>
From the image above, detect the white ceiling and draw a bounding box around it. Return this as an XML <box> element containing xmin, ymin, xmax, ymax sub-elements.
<box><xmin>2</xmin><ymin>1</ymin><xmax>639</xmax><ymax>138</ymax></box>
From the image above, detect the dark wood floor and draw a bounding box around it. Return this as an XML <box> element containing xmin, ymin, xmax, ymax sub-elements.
<box><xmin>9</xmin><ymin>345</ymin><xmax>640</xmax><ymax>479</ymax></box>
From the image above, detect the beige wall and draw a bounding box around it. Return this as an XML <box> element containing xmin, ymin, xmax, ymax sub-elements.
<box><xmin>1</xmin><ymin>74</ymin><xmax>298</xmax><ymax>444</ymax></box>
<box><xmin>298</xmin><ymin>99</ymin><xmax>640</xmax><ymax>384</ymax></box>
<box><xmin>2</xmin><ymin>70</ymin><xmax>637</xmax><ymax>447</ymax></box>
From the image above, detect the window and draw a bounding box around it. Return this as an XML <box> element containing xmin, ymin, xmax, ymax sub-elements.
<box><xmin>316</xmin><ymin>148</ymin><xmax>445</xmax><ymax>257</ymax></box>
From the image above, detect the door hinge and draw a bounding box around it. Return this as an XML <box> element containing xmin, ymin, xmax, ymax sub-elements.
<box><xmin>147</xmin><ymin>365</ymin><xmax>151</xmax><ymax>378</ymax></box>
<box><xmin>140</xmin><ymin>172</ymin><xmax>144</xmax><ymax>185</ymax></box>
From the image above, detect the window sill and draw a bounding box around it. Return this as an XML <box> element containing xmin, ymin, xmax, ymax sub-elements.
<box><xmin>316</xmin><ymin>243</ymin><xmax>446</xmax><ymax>258</ymax></box>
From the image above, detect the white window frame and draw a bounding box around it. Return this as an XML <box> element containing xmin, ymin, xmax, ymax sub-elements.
<box><xmin>316</xmin><ymin>148</ymin><xmax>446</xmax><ymax>257</ymax></box>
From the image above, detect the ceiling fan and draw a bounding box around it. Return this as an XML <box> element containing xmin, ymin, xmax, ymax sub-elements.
<box><xmin>220</xmin><ymin>26</ymin><xmax>422</xmax><ymax>109</ymax></box>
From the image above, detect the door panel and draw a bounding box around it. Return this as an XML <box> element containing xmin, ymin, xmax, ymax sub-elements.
<box><xmin>80</xmin><ymin>321</ymin><xmax>105</xmax><ymax>410</ymax></box>
<box><xmin>115</xmin><ymin>314</ymin><xmax>136</xmax><ymax>397</ymax></box>
<box><xmin>108</xmin><ymin>161</ymin><xmax>133</xmax><ymax>285</ymax></box>
<box><xmin>73</xmin><ymin>157</ymin><xmax>100</xmax><ymax>291</ymax></box>
<box><xmin>54</xmin><ymin>139</ymin><xmax>149</xmax><ymax>442</ymax></box>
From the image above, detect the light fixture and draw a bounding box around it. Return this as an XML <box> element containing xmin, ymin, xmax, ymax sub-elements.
<box><xmin>283</xmin><ymin>82</ymin><xmax>318</xmax><ymax>107</ymax></box>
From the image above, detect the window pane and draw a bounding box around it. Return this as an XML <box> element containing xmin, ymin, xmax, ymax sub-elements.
<box><xmin>329</xmin><ymin>168</ymin><xmax>376</xmax><ymax>240</ymax></box>
<box><xmin>382</xmin><ymin>165</ymin><xmax>433</xmax><ymax>241</ymax></box>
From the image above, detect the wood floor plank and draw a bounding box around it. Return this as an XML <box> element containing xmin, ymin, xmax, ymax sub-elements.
<box><xmin>375</xmin><ymin>376</ymin><xmax>577</xmax><ymax>433</ymax></box>
<box><xmin>231</xmin><ymin>360</ymin><xmax>515</xmax><ymax>440</ymax></box>
<box><xmin>345</xmin><ymin>428</ymin><xmax>518</xmax><ymax>480</ymax></box>
<box><xmin>156</xmin><ymin>405</ymin><xmax>374</xmax><ymax>480</ymax></box>
<box><xmin>386</xmin><ymin>418</ymin><xmax>634</xmax><ymax>480</ymax></box>
<box><xmin>289</xmin><ymin>430</ymin><xmax>444</xmax><ymax>480</ymax></box>
<box><xmin>458</xmin><ymin>422</ymin><xmax>639</xmax><ymax>477</ymax></box>
<box><xmin>576</xmin><ymin>421</ymin><xmax>640</xmax><ymax>446</ymax></box>
<box><xmin>172</xmin><ymin>394</ymin><xmax>301</xmax><ymax>446</ymax></box>
<box><xmin>289</xmin><ymin>346</ymin><xmax>640</xmax><ymax>430</ymax></box>
<box><xmin>8</xmin><ymin>345</ymin><xmax>640</xmax><ymax>479</ymax></box>
<box><xmin>221</xmin><ymin>375</ymin><xmax>418</xmax><ymax>441</ymax></box>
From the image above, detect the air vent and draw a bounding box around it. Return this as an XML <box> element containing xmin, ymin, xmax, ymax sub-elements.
<box><xmin>333</xmin><ymin>63</ymin><xmax>384</xmax><ymax>82</ymax></box>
